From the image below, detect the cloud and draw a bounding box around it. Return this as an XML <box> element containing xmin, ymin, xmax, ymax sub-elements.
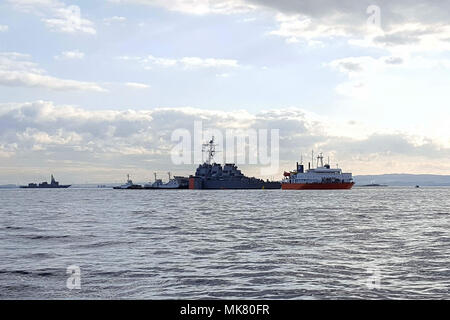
<box><xmin>108</xmin><ymin>0</ymin><xmax>257</xmax><ymax>15</ymax></box>
<box><xmin>125</xmin><ymin>82</ymin><xmax>150</xmax><ymax>89</ymax></box>
<box><xmin>327</xmin><ymin>54</ymin><xmax>450</xmax><ymax>98</ymax></box>
<box><xmin>119</xmin><ymin>54</ymin><xmax>240</xmax><ymax>70</ymax></box>
<box><xmin>54</xmin><ymin>50</ymin><xmax>85</xmax><ymax>60</ymax></box>
<box><xmin>8</xmin><ymin>0</ymin><xmax>96</xmax><ymax>34</ymax></box>
<box><xmin>384</xmin><ymin>56</ymin><xmax>403</xmax><ymax>65</ymax></box>
<box><xmin>268</xmin><ymin>12</ymin><xmax>351</xmax><ymax>44</ymax></box>
<box><xmin>330</xmin><ymin>60</ymin><xmax>364</xmax><ymax>73</ymax></box>
<box><xmin>144</xmin><ymin>55</ymin><xmax>178</xmax><ymax>67</ymax></box>
<box><xmin>103</xmin><ymin>16</ymin><xmax>127</xmax><ymax>25</ymax></box>
<box><xmin>322</xmin><ymin>133</ymin><xmax>446</xmax><ymax>158</ymax></box>
<box><xmin>183</xmin><ymin>57</ymin><xmax>239</xmax><ymax>68</ymax></box>
<box><xmin>216</xmin><ymin>73</ymin><xmax>231</xmax><ymax>78</ymax></box>
<box><xmin>328</xmin><ymin>56</ymin><xmax>380</xmax><ymax>76</ymax></box>
<box><xmin>105</xmin><ymin>1</ymin><xmax>450</xmax><ymax>53</ymax></box>
<box><xmin>0</xmin><ymin>100</ymin><xmax>449</xmax><ymax>183</ymax></box>
<box><xmin>262</xmin><ymin>1</ymin><xmax>450</xmax><ymax>53</ymax></box>
<box><xmin>0</xmin><ymin>25</ymin><xmax>8</xmax><ymax>32</ymax></box>
<box><xmin>351</xmin><ymin>23</ymin><xmax>450</xmax><ymax>53</ymax></box>
<box><xmin>0</xmin><ymin>52</ymin><xmax>106</xmax><ymax>92</ymax></box>
<box><xmin>42</xmin><ymin>5</ymin><xmax>96</xmax><ymax>34</ymax></box>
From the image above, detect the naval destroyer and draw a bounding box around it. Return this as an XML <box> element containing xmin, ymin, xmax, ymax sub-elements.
<box><xmin>188</xmin><ymin>137</ymin><xmax>281</xmax><ymax>190</ymax></box>
<box><xmin>20</xmin><ymin>175</ymin><xmax>71</xmax><ymax>189</ymax></box>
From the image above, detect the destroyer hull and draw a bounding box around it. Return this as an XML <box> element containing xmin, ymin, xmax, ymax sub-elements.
<box><xmin>201</xmin><ymin>182</ymin><xmax>281</xmax><ymax>190</ymax></box>
<box><xmin>282</xmin><ymin>182</ymin><xmax>354</xmax><ymax>190</ymax></box>
<box><xmin>189</xmin><ymin>177</ymin><xmax>281</xmax><ymax>189</ymax></box>
<box><xmin>113</xmin><ymin>186</ymin><xmax>142</xmax><ymax>189</ymax></box>
<box><xmin>143</xmin><ymin>186</ymin><xmax>188</xmax><ymax>189</ymax></box>
<box><xmin>20</xmin><ymin>185</ymin><xmax>71</xmax><ymax>189</ymax></box>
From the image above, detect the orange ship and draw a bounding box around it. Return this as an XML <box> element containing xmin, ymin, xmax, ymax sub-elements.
<box><xmin>282</xmin><ymin>153</ymin><xmax>354</xmax><ymax>190</ymax></box>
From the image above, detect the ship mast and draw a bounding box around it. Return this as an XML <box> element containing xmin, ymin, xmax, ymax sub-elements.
<box><xmin>202</xmin><ymin>136</ymin><xmax>217</xmax><ymax>164</ymax></box>
<box><xmin>317</xmin><ymin>152</ymin><xmax>324</xmax><ymax>168</ymax></box>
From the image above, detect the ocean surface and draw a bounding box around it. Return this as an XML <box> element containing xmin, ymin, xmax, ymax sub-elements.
<box><xmin>0</xmin><ymin>187</ymin><xmax>448</xmax><ymax>299</ymax></box>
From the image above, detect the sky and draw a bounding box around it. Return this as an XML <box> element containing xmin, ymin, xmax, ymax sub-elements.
<box><xmin>0</xmin><ymin>0</ymin><xmax>450</xmax><ymax>184</ymax></box>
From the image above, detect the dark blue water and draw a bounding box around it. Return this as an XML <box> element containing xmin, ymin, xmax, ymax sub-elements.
<box><xmin>0</xmin><ymin>187</ymin><xmax>448</xmax><ymax>299</ymax></box>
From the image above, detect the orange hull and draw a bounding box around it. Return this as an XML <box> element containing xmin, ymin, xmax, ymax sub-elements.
<box><xmin>282</xmin><ymin>182</ymin><xmax>354</xmax><ymax>190</ymax></box>
<box><xmin>189</xmin><ymin>177</ymin><xmax>195</xmax><ymax>189</ymax></box>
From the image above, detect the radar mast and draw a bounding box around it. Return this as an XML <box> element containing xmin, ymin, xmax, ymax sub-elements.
<box><xmin>202</xmin><ymin>136</ymin><xmax>217</xmax><ymax>164</ymax></box>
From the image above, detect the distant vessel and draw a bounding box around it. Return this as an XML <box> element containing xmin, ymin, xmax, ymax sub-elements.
<box><xmin>144</xmin><ymin>172</ymin><xmax>189</xmax><ymax>189</ymax></box>
<box><xmin>20</xmin><ymin>175</ymin><xmax>71</xmax><ymax>189</ymax></box>
<box><xmin>113</xmin><ymin>174</ymin><xmax>143</xmax><ymax>189</ymax></box>
<box><xmin>0</xmin><ymin>184</ymin><xmax>17</xmax><ymax>189</ymax></box>
<box><xmin>282</xmin><ymin>152</ymin><xmax>354</xmax><ymax>190</ymax></box>
<box><xmin>188</xmin><ymin>137</ymin><xmax>281</xmax><ymax>190</ymax></box>
<box><xmin>360</xmin><ymin>180</ymin><xmax>388</xmax><ymax>187</ymax></box>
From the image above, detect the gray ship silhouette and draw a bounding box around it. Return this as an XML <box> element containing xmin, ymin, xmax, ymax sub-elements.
<box><xmin>188</xmin><ymin>137</ymin><xmax>281</xmax><ymax>190</ymax></box>
<box><xmin>20</xmin><ymin>175</ymin><xmax>71</xmax><ymax>188</ymax></box>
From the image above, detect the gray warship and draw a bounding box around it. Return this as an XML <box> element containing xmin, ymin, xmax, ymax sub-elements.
<box><xmin>144</xmin><ymin>172</ymin><xmax>189</xmax><ymax>189</ymax></box>
<box><xmin>188</xmin><ymin>137</ymin><xmax>281</xmax><ymax>190</ymax></box>
<box><xmin>20</xmin><ymin>175</ymin><xmax>71</xmax><ymax>188</ymax></box>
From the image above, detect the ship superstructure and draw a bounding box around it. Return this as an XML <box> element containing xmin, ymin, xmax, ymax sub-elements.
<box><xmin>144</xmin><ymin>172</ymin><xmax>189</xmax><ymax>189</ymax></box>
<box><xmin>113</xmin><ymin>174</ymin><xmax>143</xmax><ymax>189</ymax></box>
<box><xmin>282</xmin><ymin>153</ymin><xmax>354</xmax><ymax>190</ymax></box>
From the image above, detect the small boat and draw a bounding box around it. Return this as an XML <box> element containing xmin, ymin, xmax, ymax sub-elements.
<box><xmin>113</xmin><ymin>174</ymin><xmax>142</xmax><ymax>189</ymax></box>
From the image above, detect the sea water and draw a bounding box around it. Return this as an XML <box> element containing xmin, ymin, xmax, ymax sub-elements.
<box><xmin>0</xmin><ymin>187</ymin><xmax>448</xmax><ymax>299</ymax></box>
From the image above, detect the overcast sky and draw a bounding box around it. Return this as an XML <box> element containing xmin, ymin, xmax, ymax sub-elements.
<box><xmin>0</xmin><ymin>0</ymin><xmax>449</xmax><ymax>184</ymax></box>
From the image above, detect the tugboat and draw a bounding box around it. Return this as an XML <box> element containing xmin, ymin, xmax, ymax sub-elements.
<box><xmin>144</xmin><ymin>172</ymin><xmax>189</xmax><ymax>189</ymax></box>
<box><xmin>20</xmin><ymin>175</ymin><xmax>71</xmax><ymax>188</ymax></box>
<box><xmin>113</xmin><ymin>174</ymin><xmax>143</xmax><ymax>189</ymax></box>
<box><xmin>282</xmin><ymin>152</ymin><xmax>354</xmax><ymax>190</ymax></box>
<box><xmin>188</xmin><ymin>137</ymin><xmax>281</xmax><ymax>190</ymax></box>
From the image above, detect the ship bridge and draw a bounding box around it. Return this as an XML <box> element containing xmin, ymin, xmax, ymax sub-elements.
<box><xmin>307</xmin><ymin>164</ymin><xmax>342</xmax><ymax>174</ymax></box>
